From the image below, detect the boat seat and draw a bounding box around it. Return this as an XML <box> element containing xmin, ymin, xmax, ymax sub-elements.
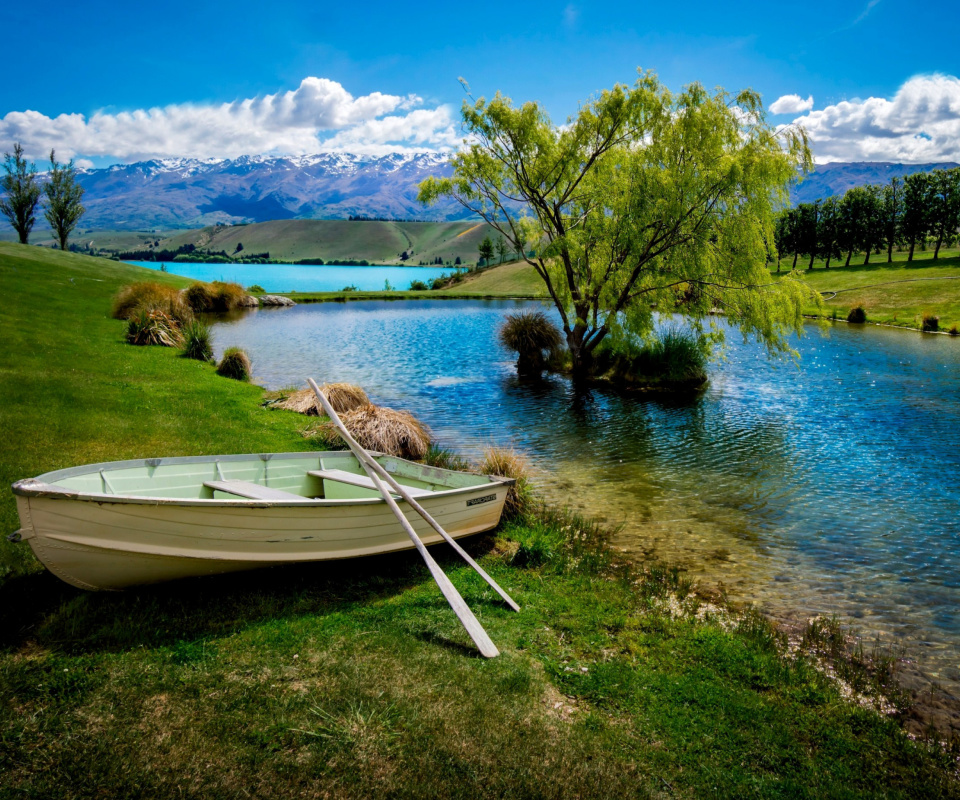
<box><xmin>307</xmin><ymin>469</ymin><xmax>434</xmax><ymax>498</ymax></box>
<box><xmin>203</xmin><ymin>480</ymin><xmax>306</xmax><ymax>501</ymax></box>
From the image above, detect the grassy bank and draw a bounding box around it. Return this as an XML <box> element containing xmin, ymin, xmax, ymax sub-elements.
<box><xmin>1</xmin><ymin>242</ymin><xmax>958</xmax><ymax>797</ymax></box>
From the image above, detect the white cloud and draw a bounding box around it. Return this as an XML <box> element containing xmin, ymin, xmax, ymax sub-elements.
<box><xmin>785</xmin><ymin>74</ymin><xmax>960</xmax><ymax>163</ymax></box>
<box><xmin>770</xmin><ymin>94</ymin><xmax>814</xmax><ymax>115</ymax></box>
<box><xmin>0</xmin><ymin>77</ymin><xmax>457</xmax><ymax>162</ymax></box>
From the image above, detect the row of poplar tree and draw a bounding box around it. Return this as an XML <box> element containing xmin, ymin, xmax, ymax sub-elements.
<box><xmin>774</xmin><ymin>167</ymin><xmax>960</xmax><ymax>270</ymax></box>
<box><xmin>1</xmin><ymin>142</ymin><xmax>86</xmax><ymax>250</ymax></box>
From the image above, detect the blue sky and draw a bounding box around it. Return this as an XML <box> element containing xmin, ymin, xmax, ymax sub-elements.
<box><xmin>2</xmin><ymin>0</ymin><xmax>959</xmax><ymax>165</ymax></box>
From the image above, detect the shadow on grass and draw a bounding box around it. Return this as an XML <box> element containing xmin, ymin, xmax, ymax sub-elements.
<box><xmin>0</xmin><ymin>534</ymin><xmax>504</xmax><ymax>657</ymax></box>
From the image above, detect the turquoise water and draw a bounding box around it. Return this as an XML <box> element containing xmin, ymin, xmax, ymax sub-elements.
<box><xmin>125</xmin><ymin>261</ymin><xmax>455</xmax><ymax>293</ymax></box>
<box><xmin>211</xmin><ymin>300</ymin><xmax>960</xmax><ymax>688</ymax></box>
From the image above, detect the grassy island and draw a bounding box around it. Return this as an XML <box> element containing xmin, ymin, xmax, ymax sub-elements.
<box><xmin>1</xmin><ymin>242</ymin><xmax>958</xmax><ymax>798</ymax></box>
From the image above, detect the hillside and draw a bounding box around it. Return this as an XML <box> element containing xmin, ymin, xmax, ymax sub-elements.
<box><xmin>792</xmin><ymin>162</ymin><xmax>959</xmax><ymax>205</ymax></box>
<box><xmin>123</xmin><ymin>219</ymin><xmax>500</xmax><ymax>265</ymax></box>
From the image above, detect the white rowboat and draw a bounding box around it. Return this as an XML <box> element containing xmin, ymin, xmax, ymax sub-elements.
<box><xmin>10</xmin><ymin>451</ymin><xmax>514</xmax><ymax>592</ymax></box>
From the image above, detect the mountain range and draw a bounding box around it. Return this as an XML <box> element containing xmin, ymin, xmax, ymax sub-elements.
<box><xmin>8</xmin><ymin>154</ymin><xmax>960</xmax><ymax>232</ymax></box>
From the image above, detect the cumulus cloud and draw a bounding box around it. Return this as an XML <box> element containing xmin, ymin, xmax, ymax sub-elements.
<box><xmin>770</xmin><ymin>94</ymin><xmax>814</xmax><ymax>115</ymax></box>
<box><xmin>786</xmin><ymin>74</ymin><xmax>960</xmax><ymax>163</ymax></box>
<box><xmin>0</xmin><ymin>77</ymin><xmax>457</xmax><ymax>162</ymax></box>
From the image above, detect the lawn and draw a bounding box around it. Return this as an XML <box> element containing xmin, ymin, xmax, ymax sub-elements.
<box><xmin>1</xmin><ymin>241</ymin><xmax>957</xmax><ymax>798</ymax></box>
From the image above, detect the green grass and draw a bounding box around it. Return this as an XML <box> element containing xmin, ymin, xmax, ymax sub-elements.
<box><xmin>1</xmin><ymin>241</ymin><xmax>958</xmax><ymax>798</ymax></box>
<box><xmin>774</xmin><ymin>248</ymin><xmax>960</xmax><ymax>331</ymax></box>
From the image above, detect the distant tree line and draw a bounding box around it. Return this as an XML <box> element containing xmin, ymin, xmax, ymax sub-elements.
<box><xmin>775</xmin><ymin>168</ymin><xmax>960</xmax><ymax>271</ymax></box>
<box><xmin>347</xmin><ymin>214</ymin><xmax>431</xmax><ymax>223</ymax></box>
<box><xmin>0</xmin><ymin>142</ymin><xmax>86</xmax><ymax>250</ymax></box>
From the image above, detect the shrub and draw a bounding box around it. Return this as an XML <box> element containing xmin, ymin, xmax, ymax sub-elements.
<box><xmin>247</xmin><ymin>284</ymin><xmax>265</xmax><ymax>294</ymax></box>
<box><xmin>185</xmin><ymin>281</ymin><xmax>248</xmax><ymax>312</ymax></box>
<box><xmin>180</xmin><ymin>318</ymin><xmax>213</xmax><ymax>362</ymax></box>
<box><xmin>305</xmin><ymin>404</ymin><xmax>430</xmax><ymax>459</ymax></box>
<box><xmin>409</xmin><ymin>279</ymin><xmax>429</xmax><ymax>291</ymax></box>
<box><xmin>341</xmin><ymin>285</ymin><xmax>359</xmax><ymax>292</ymax></box>
<box><xmin>273</xmin><ymin>383</ymin><xmax>369</xmax><ymax>416</ymax></box>
<box><xmin>430</xmin><ymin>275</ymin><xmax>449</xmax><ymax>290</ymax></box>
<box><xmin>216</xmin><ymin>347</ymin><xmax>251</xmax><ymax>381</ymax></box>
<box><xmin>126</xmin><ymin>308</ymin><xmax>185</xmax><ymax>347</ymax></box>
<box><xmin>594</xmin><ymin>328</ymin><xmax>708</xmax><ymax>387</ymax></box>
<box><xmin>498</xmin><ymin>310</ymin><xmax>563</xmax><ymax>376</ymax></box>
<box><xmin>949</xmin><ymin>324</ymin><xmax>959</xmax><ymax>336</ymax></box>
<box><xmin>847</xmin><ymin>306</ymin><xmax>867</xmax><ymax>323</ymax></box>
<box><xmin>477</xmin><ymin>447</ymin><xmax>533</xmax><ymax>520</ymax></box>
<box><xmin>921</xmin><ymin>314</ymin><xmax>940</xmax><ymax>333</ymax></box>
<box><xmin>112</xmin><ymin>282</ymin><xmax>190</xmax><ymax>323</ymax></box>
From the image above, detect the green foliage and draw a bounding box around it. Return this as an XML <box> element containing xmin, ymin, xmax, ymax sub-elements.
<box><xmin>408</xmin><ymin>279</ymin><xmax>429</xmax><ymax>291</ymax></box>
<box><xmin>383</xmin><ymin>279</ymin><xmax>394</xmax><ymax>291</ymax></box>
<box><xmin>420</xmin><ymin>71</ymin><xmax>816</xmax><ymax>376</ymax></box>
<box><xmin>42</xmin><ymin>150</ymin><xmax>85</xmax><ymax>252</ymax></box>
<box><xmin>180</xmin><ymin>318</ymin><xmax>213</xmax><ymax>362</ymax></box>
<box><xmin>498</xmin><ymin>310</ymin><xmax>563</xmax><ymax>375</ymax></box>
<box><xmin>216</xmin><ymin>347</ymin><xmax>251</xmax><ymax>381</ymax></box>
<box><xmin>921</xmin><ymin>314</ymin><xmax>940</xmax><ymax>332</ymax></box>
<box><xmin>247</xmin><ymin>284</ymin><xmax>265</xmax><ymax>293</ymax></box>
<box><xmin>0</xmin><ymin>143</ymin><xmax>41</xmax><ymax>244</ymax></box>
<box><xmin>478</xmin><ymin>235</ymin><xmax>494</xmax><ymax>265</ymax></box>
<box><xmin>341</xmin><ymin>285</ymin><xmax>359</xmax><ymax>292</ymax></box>
<box><xmin>847</xmin><ymin>305</ymin><xmax>867</xmax><ymax>323</ymax></box>
<box><xmin>421</xmin><ymin>445</ymin><xmax>471</xmax><ymax>472</ymax></box>
<box><xmin>594</xmin><ymin>327</ymin><xmax>708</xmax><ymax>387</ymax></box>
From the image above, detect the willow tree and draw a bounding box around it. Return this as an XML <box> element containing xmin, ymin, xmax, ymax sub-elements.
<box><xmin>419</xmin><ymin>71</ymin><xmax>817</xmax><ymax>377</ymax></box>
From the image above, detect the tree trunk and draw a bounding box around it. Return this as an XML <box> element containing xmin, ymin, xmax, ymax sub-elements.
<box><xmin>908</xmin><ymin>239</ymin><xmax>916</xmax><ymax>262</ymax></box>
<box><xmin>863</xmin><ymin>248</ymin><xmax>871</xmax><ymax>265</ymax></box>
<box><xmin>825</xmin><ymin>253</ymin><xmax>831</xmax><ymax>269</ymax></box>
<box><xmin>845</xmin><ymin>249</ymin><xmax>853</xmax><ymax>267</ymax></box>
<box><xmin>808</xmin><ymin>252</ymin><xmax>815</xmax><ymax>269</ymax></box>
<box><xmin>934</xmin><ymin>228</ymin><xmax>944</xmax><ymax>260</ymax></box>
<box><xmin>887</xmin><ymin>241</ymin><xmax>893</xmax><ymax>262</ymax></box>
<box><xmin>792</xmin><ymin>251</ymin><xmax>798</xmax><ymax>269</ymax></box>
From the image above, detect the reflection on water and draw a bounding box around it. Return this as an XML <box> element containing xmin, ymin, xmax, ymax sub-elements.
<box><xmin>211</xmin><ymin>300</ymin><xmax>960</xmax><ymax>687</ymax></box>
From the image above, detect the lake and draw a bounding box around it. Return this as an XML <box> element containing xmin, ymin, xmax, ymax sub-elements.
<box><xmin>124</xmin><ymin>261</ymin><xmax>456</xmax><ymax>293</ymax></box>
<box><xmin>210</xmin><ymin>299</ymin><xmax>960</xmax><ymax>690</ymax></box>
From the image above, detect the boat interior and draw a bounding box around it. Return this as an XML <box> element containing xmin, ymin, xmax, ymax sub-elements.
<box><xmin>30</xmin><ymin>452</ymin><xmax>499</xmax><ymax>502</ymax></box>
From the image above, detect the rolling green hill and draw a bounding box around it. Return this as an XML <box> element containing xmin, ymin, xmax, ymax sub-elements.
<box><xmin>142</xmin><ymin>219</ymin><xmax>500</xmax><ymax>265</ymax></box>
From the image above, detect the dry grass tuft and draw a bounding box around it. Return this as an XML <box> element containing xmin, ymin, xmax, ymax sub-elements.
<box><xmin>306</xmin><ymin>403</ymin><xmax>431</xmax><ymax>459</ymax></box>
<box><xmin>184</xmin><ymin>281</ymin><xmax>248</xmax><ymax>313</ymax></box>
<box><xmin>216</xmin><ymin>347</ymin><xmax>252</xmax><ymax>381</ymax></box>
<box><xmin>477</xmin><ymin>447</ymin><xmax>533</xmax><ymax>519</ymax></box>
<box><xmin>275</xmin><ymin>383</ymin><xmax>369</xmax><ymax>416</ymax></box>
<box><xmin>112</xmin><ymin>282</ymin><xmax>192</xmax><ymax>324</ymax></box>
<box><xmin>126</xmin><ymin>308</ymin><xmax>185</xmax><ymax>348</ymax></box>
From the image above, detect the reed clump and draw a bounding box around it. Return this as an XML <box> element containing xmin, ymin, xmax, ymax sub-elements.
<box><xmin>184</xmin><ymin>281</ymin><xmax>248</xmax><ymax>313</ymax></box>
<box><xmin>126</xmin><ymin>308</ymin><xmax>185</xmax><ymax>348</ymax></box>
<box><xmin>499</xmin><ymin>310</ymin><xmax>563</xmax><ymax>376</ymax></box>
<box><xmin>594</xmin><ymin>328</ymin><xmax>708</xmax><ymax>389</ymax></box>
<box><xmin>307</xmin><ymin>403</ymin><xmax>431</xmax><ymax>459</ymax></box>
<box><xmin>847</xmin><ymin>306</ymin><xmax>867</xmax><ymax>323</ymax></box>
<box><xmin>112</xmin><ymin>281</ymin><xmax>192</xmax><ymax>324</ymax></box>
<box><xmin>921</xmin><ymin>314</ymin><xmax>940</xmax><ymax>332</ymax></box>
<box><xmin>274</xmin><ymin>383</ymin><xmax>369</xmax><ymax>416</ymax></box>
<box><xmin>216</xmin><ymin>347</ymin><xmax>251</xmax><ymax>381</ymax></box>
<box><xmin>478</xmin><ymin>446</ymin><xmax>533</xmax><ymax>520</ymax></box>
<box><xmin>180</xmin><ymin>318</ymin><xmax>214</xmax><ymax>362</ymax></box>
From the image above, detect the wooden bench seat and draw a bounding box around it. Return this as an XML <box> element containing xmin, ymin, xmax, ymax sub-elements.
<box><xmin>307</xmin><ymin>469</ymin><xmax>435</xmax><ymax>498</ymax></box>
<box><xmin>203</xmin><ymin>480</ymin><xmax>307</xmax><ymax>501</ymax></box>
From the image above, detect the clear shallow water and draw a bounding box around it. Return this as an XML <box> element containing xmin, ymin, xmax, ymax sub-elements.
<box><xmin>125</xmin><ymin>261</ymin><xmax>453</xmax><ymax>293</ymax></box>
<box><xmin>211</xmin><ymin>300</ymin><xmax>960</xmax><ymax>687</ymax></box>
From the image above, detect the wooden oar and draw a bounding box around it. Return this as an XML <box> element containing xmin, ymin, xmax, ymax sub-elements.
<box><xmin>307</xmin><ymin>379</ymin><xmax>500</xmax><ymax>658</ymax></box>
<box><xmin>307</xmin><ymin>380</ymin><xmax>520</xmax><ymax>613</ymax></box>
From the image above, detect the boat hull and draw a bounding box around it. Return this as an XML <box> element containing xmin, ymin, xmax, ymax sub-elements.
<box><xmin>12</xmin><ymin>453</ymin><xmax>512</xmax><ymax>591</ymax></box>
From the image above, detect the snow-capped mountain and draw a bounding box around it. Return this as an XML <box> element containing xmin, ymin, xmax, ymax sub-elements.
<box><xmin>73</xmin><ymin>152</ymin><xmax>464</xmax><ymax>230</ymax></box>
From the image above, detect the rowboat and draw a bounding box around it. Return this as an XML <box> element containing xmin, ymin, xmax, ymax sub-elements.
<box><xmin>10</xmin><ymin>450</ymin><xmax>514</xmax><ymax>592</ymax></box>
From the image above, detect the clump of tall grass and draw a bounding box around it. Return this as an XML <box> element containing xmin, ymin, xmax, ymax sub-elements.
<box><xmin>126</xmin><ymin>308</ymin><xmax>185</xmax><ymax>347</ymax></box>
<box><xmin>273</xmin><ymin>383</ymin><xmax>369</xmax><ymax>416</ymax></box>
<box><xmin>305</xmin><ymin>404</ymin><xmax>431</xmax><ymax>459</ymax></box>
<box><xmin>921</xmin><ymin>314</ymin><xmax>940</xmax><ymax>333</ymax></box>
<box><xmin>112</xmin><ymin>281</ymin><xmax>192</xmax><ymax>324</ymax></box>
<box><xmin>422</xmin><ymin>445</ymin><xmax>471</xmax><ymax>472</ymax></box>
<box><xmin>478</xmin><ymin>447</ymin><xmax>533</xmax><ymax>520</ymax></box>
<box><xmin>949</xmin><ymin>324</ymin><xmax>959</xmax><ymax>336</ymax></box>
<box><xmin>247</xmin><ymin>284</ymin><xmax>265</xmax><ymax>294</ymax></box>
<box><xmin>184</xmin><ymin>281</ymin><xmax>248</xmax><ymax>312</ymax></box>
<box><xmin>847</xmin><ymin>306</ymin><xmax>867</xmax><ymax>323</ymax></box>
<box><xmin>180</xmin><ymin>318</ymin><xmax>213</xmax><ymax>362</ymax></box>
<box><xmin>594</xmin><ymin>328</ymin><xmax>708</xmax><ymax>388</ymax></box>
<box><xmin>498</xmin><ymin>310</ymin><xmax>563</xmax><ymax>375</ymax></box>
<box><xmin>216</xmin><ymin>347</ymin><xmax>251</xmax><ymax>381</ymax></box>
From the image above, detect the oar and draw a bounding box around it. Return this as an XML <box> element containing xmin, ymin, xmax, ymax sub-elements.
<box><xmin>307</xmin><ymin>379</ymin><xmax>500</xmax><ymax>658</ymax></box>
<box><xmin>307</xmin><ymin>380</ymin><xmax>520</xmax><ymax>613</ymax></box>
